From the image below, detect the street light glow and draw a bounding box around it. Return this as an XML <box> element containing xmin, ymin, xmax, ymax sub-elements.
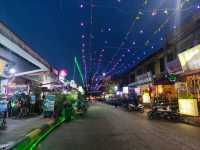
<box><xmin>9</xmin><ymin>68</ymin><xmax>16</xmax><ymax>74</ymax></box>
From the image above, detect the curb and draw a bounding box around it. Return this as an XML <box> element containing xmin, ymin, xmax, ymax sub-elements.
<box><xmin>8</xmin><ymin>115</ymin><xmax>71</xmax><ymax>150</ymax></box>
<box><xmin>180</xmin><ymin>116</ymin><xmax>200</xmax><ymax>127</ymax></box>
<box><xmin>8</xmin><ymin>120</ymin><xmax>55</xmax><ymax>150</ymax></box>
<box><xmin>8</xmin><ymin>108</ymin><xmax>74</xmax><ymax>150</ymax></box>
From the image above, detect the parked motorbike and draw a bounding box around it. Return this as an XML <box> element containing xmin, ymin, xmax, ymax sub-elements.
<box><xmin>147</xmin><ymin>105</ymin><xmax>180</xmax><ymax>121</ymax></box>
<box><xmin>73</xmin><ymin>100</ymin><xmax>87</xmax><ymax>116</ymax></box>
<box><xmin>128</xmin><ymin>104</ymin><xmax>144</xmax><ymax>113</ymax></box>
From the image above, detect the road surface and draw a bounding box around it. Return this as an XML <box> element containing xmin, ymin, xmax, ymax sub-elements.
<box><xmin>38</xmin><ymin>103</ymin><xmax>200</xmax><ymax>150</ymax></box>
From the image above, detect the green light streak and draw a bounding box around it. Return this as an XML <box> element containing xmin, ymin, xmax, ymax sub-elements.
<box><xmin>74</xmin><ymin>56</ymin><xmax>84</xmax><ymax>85</ymax></box>
<box><xmin>12</xmin><ymin>115</ymin><xmax>66</xmax><ymax>150</ymax></box>
<box><xmin>29</xmin><ymin>118</ymin><xmax>65</xmax><ymax>150</ymax></box>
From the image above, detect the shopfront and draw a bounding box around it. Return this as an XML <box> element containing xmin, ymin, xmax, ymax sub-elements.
<box><xmin>153</xmin><ymin>74</ymin><xmax>178</xmax><ymax>103</ymax></box>
<box><xmin>177</xmin><ymin>44</ymin><xmax>200</xmax><ymax>116</ymax></box>
<box><xmin>128</xmin><ymin>72</ymin><xmax>153</xmax><ymax>104</ymax></box>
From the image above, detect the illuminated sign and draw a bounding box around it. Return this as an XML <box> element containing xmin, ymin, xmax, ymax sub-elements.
<box><xmin>134</xmin><ymin>87</ymin><xmax>141</xmax><ymax>95</ymax></box>
<box><xmin>166</xmin><ymin>59</ymin><xmax>182</xmax><ymax>74</ymax></box>
<box><xmin>123</xmin><ymin>87</ymin><xmax>129</xmax><ymax>94</ymax></box>
<box><xmin>59</xmin><ymin>69</ymin><xmax>68</xmax><ymax>83</ymax></box>
<box><xmin>178</xmin><ymin>44</ymin><xmax>200</xmax><ymax>72</ymax></box>
<box><xmin>168</xmin><ymin>74</ymin><xmax>177</xmax><ymax>82</ymax></box>
<box><xmin>0</xmin><ymin>59</ymin><xmax>7</xmax><ymax>75</ymax></box>
<box><xmin>142</xmin><ymin>92</ymin><xmax>151</xmax><ymax>103</ymax></box>
<box><xmin>178</xmin><ymin>99</ymin><xmax>199</xmax><ymax>116</ymax></box>
<box><xmin>78</xmin><ymin>86</ymin><xmax>84</xmax><ymax>94</ymax></box>
<box><xmin>128</xmin><ymin>72</ymin><xmax>152</xmax><ymax>87</ymax></box>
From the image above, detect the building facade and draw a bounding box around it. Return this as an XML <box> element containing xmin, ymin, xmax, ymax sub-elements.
<box><xmin>114</xmin><ymin>13</ymin><xmax>200</xmax><ymax>117</ymax></box>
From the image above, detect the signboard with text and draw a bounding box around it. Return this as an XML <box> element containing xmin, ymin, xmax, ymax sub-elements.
<box><xmin>178</xmin><ymin>99</ymin><xmax>199</xmax><ymax>116</ymax></box>
<box><xmin>128</xmin><ymin>72</ymin><xmax>152</xmax><ymax>87</ymax></box>
<box><xmin>166</xmin><ymin>59</ymin><xmax>182</xmax><ymax>74</ymax></box>
<box><xmin>178</xmin><ymin>44</ymin><xmax>200</xmax><ymax>72</ymax></box>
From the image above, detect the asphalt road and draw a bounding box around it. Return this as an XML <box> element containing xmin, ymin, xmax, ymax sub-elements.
<box><xmin>38</xmin><ymin>103</ymin><xmax>200</xmax><ymax>150</ymax></box>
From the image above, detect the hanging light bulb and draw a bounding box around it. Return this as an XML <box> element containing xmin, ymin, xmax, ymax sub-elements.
<box><xmin>81</xmin><ymin>35</ymin><xmax>85</xmax><ymax>38</ymax></box>
<box><xmin>80</xmin><ymin>4</ymin><xmax>84</xmax><ymax>8</ymax></box>
<box><xmin>164</xmin><ymin>9</ymin><xmax>168</xmax><ymax>15</ymax></box>
<box><xmin>151</xmin><ymin>10</ymin><xmax>157</xmax><ymax>16</ymax></box>
<box><xmin>80</xmin><ymin>22</ymin><xmax>84</xmax><ymax>26</ymax></box>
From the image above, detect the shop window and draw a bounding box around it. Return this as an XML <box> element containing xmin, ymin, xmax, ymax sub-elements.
<box><xmin>160</xmin><ymin>57</ymin><xmax>165</xmax><ymax>73</ymax></box>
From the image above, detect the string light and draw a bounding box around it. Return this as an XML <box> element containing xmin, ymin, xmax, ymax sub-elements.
<box><xmin>81</xmin><ymin>35</ymin><xmax>85</xmax><ymax>38</ymax></box>
<box><xmin>80</xmin><ymin>22</ymin><xmax>84</xmax><ymax>26</ymax></box>
<box><xmin>164</xmin><ymin>9</ymin><xmax>168</xmax><ymax>15</ymax></box>
<box><xmin>151</xmin><ymin>10</ymin><xmax>157</xmax><ymax>16</ymax></box>
<box><xmin>80</xmin><ymin>4</ymin><xmax>84</xmax><ymax>8</ymax></box>
<box><xmin>79</xmin><ymin>0</ymin><xmax>195</xmax><ymax>88</ymax></box>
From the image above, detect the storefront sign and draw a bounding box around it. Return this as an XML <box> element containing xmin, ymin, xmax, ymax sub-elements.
<box><xmin>129</xmin><ymin>72</ymin><xmax>152</xmax><ymax>87</ymax></box>
<box><xmin>166</xmin><ymin>59</ymin><xmax>182</xmax><ymax>74</ymax></box>
<box><xmin>142</xmin><ymin>92</ymin><xmax>151</xmax><ymax>103</ymax></box>
<box><xmin>178</xmin><ymin>44</ymin><xmax>200</xmax><ymax>72</ymax></box>
<box><xmin>134</xmin><ymin>87</ymin><xmax>140</xmax><ymax>95</ymax></box>
<box><xmin>43</xmin><ymin>95</ymin><xmax>56</xmax><ymax>112</ymax></box>
<box><xmin>168</xmin><ymin>74</ymin><xmax>177</xmax><ymax>82</ymax></box>
<box><xmin>178</xmin><ymin>99</ymin><xmax>199</xmax><ymax>116</ymax></box>
<box><xmin>0</xmin><ymin>59</ymin><xmax>7</xmax><ymax>75</ymax></box>
<box><xmin>123</xmin><ymin>87</ymin><xmax>129</xmax><ymax>94</ymax></box>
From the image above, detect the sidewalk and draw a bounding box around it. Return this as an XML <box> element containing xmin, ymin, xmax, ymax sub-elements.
<box><xmin>0</xmin><ymin>116</ymin><xmax>54</xmax><ymax>148</ymax></box>
<box><xmin>181</xmin><ymin>116</ymin><xmax>200</xmax><ymax>127</ymax></box>
<box><xmin>143</xmin><ymin>108</ymin><xmax>200</xmax><ymax>126</ymax></box>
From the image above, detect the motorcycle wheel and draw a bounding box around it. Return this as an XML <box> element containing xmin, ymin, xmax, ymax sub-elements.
<box><xmin>139</xmin><ymin>108</ymin><xmax>144</xmax><ymax>113</ymax></box>
<box><xmin>0</xmin><ymin>121</ymin><xmax>6</xmax><ymax>129</ymax></box>
<box><xmin>147</xmin><ymin>112</ymin><xmax>154</xmax><ymax>120</ymax></box>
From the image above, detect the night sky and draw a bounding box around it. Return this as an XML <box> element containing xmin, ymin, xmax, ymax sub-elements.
<box><xmin>0</xmin><ymin>0</ymin><xmax>199</xmax><ymax>87</ymax></box>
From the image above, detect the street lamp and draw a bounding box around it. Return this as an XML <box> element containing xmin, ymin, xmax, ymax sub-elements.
<box><xmin>9</xmin><ymin>68</ymin><xmax>16</xmax><ymax>74</ymax></box>
<box><xmin>114</xmin><ymin>86</ymin><xmax>118</xmax><ymax>91</ymax></box>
